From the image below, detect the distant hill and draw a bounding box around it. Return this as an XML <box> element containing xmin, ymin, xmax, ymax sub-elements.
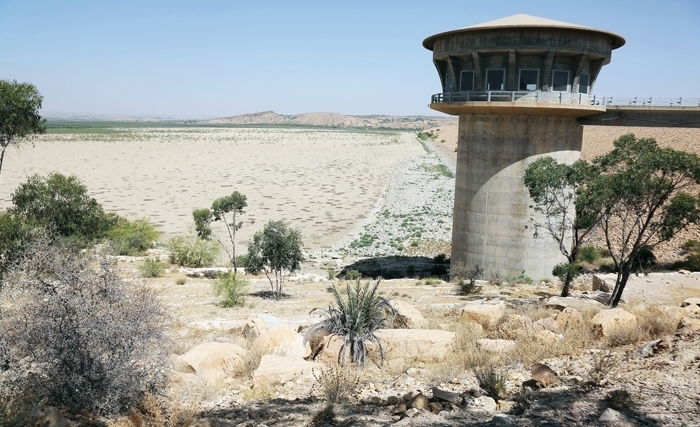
<box><xmin>204</xmin><ymin>111</ymin><xmax>457</xmax><ymax>130</ymax></box>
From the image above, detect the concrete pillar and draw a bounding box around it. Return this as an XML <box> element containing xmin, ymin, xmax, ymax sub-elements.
<box><xmin>452</xmin><ymin>114</ymin><xmax>583</xmax><ymax>280</ymax></box>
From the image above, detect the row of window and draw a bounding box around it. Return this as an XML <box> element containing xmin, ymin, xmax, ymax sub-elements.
<box><xmin>446</xmin><ymin>70</ymin><xmax>590</xmax><ymax>94</ymax></box>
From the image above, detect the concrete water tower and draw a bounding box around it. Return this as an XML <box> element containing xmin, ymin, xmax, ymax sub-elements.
<box><xmin>423</xmin><ymin>14</ymin><xmax>625</xmax><ymax>279</ymax></box>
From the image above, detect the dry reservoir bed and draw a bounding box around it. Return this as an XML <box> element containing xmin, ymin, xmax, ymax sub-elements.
<box><xmin>0</xmin><ymin>127</ymin><xmax>424</xmax><ymax>250</ymax></box>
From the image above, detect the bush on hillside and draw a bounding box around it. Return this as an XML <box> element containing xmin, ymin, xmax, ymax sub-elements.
<box><xmin>10</xmin><ymin>172</ymin><xmax>116</xmax><ymax>246</ymax></box>
<box><xmin>107</xmin><ymin>217</ymin><xmax>160</xmax><ymax>255</ymax></box>
<box><xmin>0</xmin><ymin>241</ymin><xmax>169</xmax><ymax>415</ymax></box>
<box><xmin>167</xmin><ymin>234</ymin><xmax>220</xmax><ymax>267</ymax></box>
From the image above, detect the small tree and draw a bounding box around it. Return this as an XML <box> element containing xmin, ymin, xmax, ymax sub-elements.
<box><xmin>524</xmin><ymin>157</ymin><xmax>603</xmax><ymax>296</ymax></box>
<box><xmin>245</xmin><ymin>220</ymin><xmax>304</xmax><ymax>299</ymax></box>
<box><xmin>593</xmin><ymin>135</ymin><xmax>700</xmax><ymax>307</ymax></box>
<box><xmin>193</xmin><ymin>191</ymin><xmax>247</xmax><ymax>269</ymax></box>
<box><xmin>0</xmin><ymin>80</ymin><xmax>46</xmax><ymax>184</ymax></box>
<box><xmin>10</xmin><ymin>172</ymin><xmax>114</xmax><ymax>245</ymax></box>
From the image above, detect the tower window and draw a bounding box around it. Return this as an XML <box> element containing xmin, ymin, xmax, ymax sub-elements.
<box><xmin>444</xmin><ymin>73</ymin><xmax>454</xmax><ymax>92</ymax></box>
<box><xmin>460</xmin><ymin>71</ymin><xmax>474</xmax><ymax>91</ymax></box>
<box><xmin>552</xmin><ymin>70</ymin><xmax>569</xmax><ymax>92</ymax></box>
<box><xmin>519</xmin><ymin>69</ymin><xmax>539</xmax><ymax>91</ymax></box>
<box><xmin>486</xmin><ymin>69</ymin><xmax>505</xmax><ymax>91</ymax></box>
<box><xmin>579</xmin><ymin>73</ymin><xmax>590</xmax><ymax>94</ymax></box>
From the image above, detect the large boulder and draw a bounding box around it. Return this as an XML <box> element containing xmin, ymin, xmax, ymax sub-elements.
<box><xmin>546</xmin><ymin>296</ymin><xmax>605</xmax><ymax>312</ymax></box>
<box><xmin>250</xmin><ymin>324</ymin><xmax>305</xmax><ymax>358</ymax></box>
<box><xmin>175</xmin><ymin>342</ymin><xmax>248</xmax><ymax>383</ymax></box>
<box><xmin>389</xmin><ymin>300</ymin><xmax>429</xmax><ymax>329</ymax></box>
<box><xmin>460</xmin><ymin>303</ymin><xmax>505</xmax><ymax>328</ymax></box>
<box><xmin>498</xmin><ymin>314</ymin><xmax>534</xmax><ymax>338</ymax></box>
<box><xmin>591</xmin><ymin>308</ymin><xmax>637</xmax><ymax>337</ymax></box>
<box><xmin>252</xmin><ymin>354</ymin><xmax>321</xmax><ymax>387</ymax></box>
<box><xmin>242</xmin><ymin>317</ymin><xmax>269</xmax><ymax>340</ymax></box>
<box><xmin>533</xmin><ymin>317</ymin><xmax>559</xmax><ymax>332</ymax></box>
<box><xmin>554</xmin><ymin>307</ymin><xmax>583</xmax><ymax>329</ymax></box>
<box><xmin>374</xmin><ymin>329</ymin><xmax>455</xmax><ymax>362</ymax></box>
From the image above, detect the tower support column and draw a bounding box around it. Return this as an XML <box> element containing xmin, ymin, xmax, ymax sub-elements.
<box><xmin>452</xmin><ymin>114</ymin><xmax>583</xmax><ymax>280</ymax></box>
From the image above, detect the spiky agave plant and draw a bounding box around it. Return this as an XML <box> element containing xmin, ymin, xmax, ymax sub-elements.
<box><xmin>306</xmin><ymin>279</ymin><xmax>394</xmax><ymax>367</ymax></box>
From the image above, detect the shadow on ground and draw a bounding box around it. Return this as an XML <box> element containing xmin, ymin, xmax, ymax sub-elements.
<box><xmin>338</xmin><ymin>256</ymin><xmax>450</xmax><ymax>280</ymax></box>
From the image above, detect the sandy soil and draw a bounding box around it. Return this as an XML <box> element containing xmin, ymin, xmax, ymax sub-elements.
<box><xmin>0</xmin><ymin>127</ymin><xmax>423</xmax><ymax>252</ymax></box>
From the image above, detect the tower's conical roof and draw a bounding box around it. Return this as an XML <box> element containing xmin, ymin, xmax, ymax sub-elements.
<box><xmin>423</xmin><ymin>14</ymin><xmax>625</xmax><ymax>50</ymax></box>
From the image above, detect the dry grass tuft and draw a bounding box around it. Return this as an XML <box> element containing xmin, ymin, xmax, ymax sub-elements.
<box><xmin>312</xmin><ymin>364</ymin><xmax>361</xmax><ymax>405</ymax></box>
<box><xmin>108</xmin><ymin>393</ymin><xmax>198</xmax><ymax>427</ymax></box>
<box><xmin>589</xmin><ymin>351</ymin><xmax>618</xmax><ymax>386</ymax></box>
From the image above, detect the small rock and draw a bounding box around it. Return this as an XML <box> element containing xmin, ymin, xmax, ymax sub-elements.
<box><xmin>427</xmin><ymin>402</ymin><xmax>443</xmax><ymax>414</ymax></box>
<box><xmin>369</xmin><ymin>396</ymin><xmax>382</xmax><ymax>405</ymax></box>
<box><xmin>392</xmin><ymin>402</ymin><xmax>407</xmax><ymax>414</ymax></box>
<box><xmin>404</xmin><ymin>408</ymin><xmax>421</xmax><ymax>418</ymax></box>
<box><xmin>497</xmin><ymin>400</ymin><xmax>517</xmax><ymax>413</ymax></box>
<box><xmin>631</xmin><ymin>339</ymin><xmax>662</xmax><ymax>359</ymax></box>
<box><xmin>555</xmin><ymin>307</ymin><xmax>583</xmax><ymax>329</ymax></box>
<box><xmin>533</xmin><ymin>316</ymin><xmax>559</xmax><ymax>332</ymax></box>
<box><xmin>460</xmin><ymin>303</ymin><xmax>505</xmax><ymax>327</ymax></box>
<box><xmin>408</xmin><ymin>392</ymin><xmax>429</xmax><ymax>410</ymax></box>
<box><xmin>469</xmin><ymin>396</ymin><xmax>497</xmax><ymax>413</ymax></box>
<box><xmin>547</xmin><ymin>296</ymin><xmax>604</xmax><ymax>311</ymax></box>
<box><xmin>681</xmin><ymin>297</ymin><xmax>700</xmax><ymax>308</ymax></box>
<box><xmin>387</xmin><ymin>396</ymin><xmax>400</xmax><ymax>405</ymax></box>
<box><xmin>431</xmin><ymin>387</ymin><xmax>460</xmax><ymax>403</ymax></box>
<box><xmin>678</xmin><ymin>269</ymin><xmax>691</xmax><ymax>275</ymax></box>
<box><xmin>599</xmin><ymin>407</ymin><xmax>621</xmax><ymax>422</ymax></box>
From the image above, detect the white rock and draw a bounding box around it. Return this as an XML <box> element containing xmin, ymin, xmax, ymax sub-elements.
<box><xmin>547</xmin><ymin>296</ymin><xmax>604</xmax><ymax>311</ymax></box>
<box><xmin>252</xmin><ymin>354</ymin><xmax>321</xmax><ymax>387</ymax></box>
<box><xmin>460</xmin><ymin>303</ymin><xmax>505</xmax><ymax>327</ymax></box>
<box><xmin>599</xmin><ymin>407</ymin><xmax>621</xmax><ymax>422</ymax></box>
<box><xmin>591</xmin><ymin>308</ymin><xmax>637</xmax><ymax>337</ymax></box>
<box><xmin>176</xmin><ymin>342</ymin><xmax>248</xmax><ymax>383</ymax></box>
<box><xmin>250</xmin><ymin>324</ymin><xmax>305</xmax><ymax>358</ymax></box>
<box><xmin>374</xmin><ymin>329</ymin><xmax>456</xmax><ymax>362</ymax></box>
<box><xmin>476</xmin><ymin>339</ymin><xmax>516</xmax><ymax>353</ymax></box>
<box><xmin>592</xmin><ymin>275</ymin><xmax>610</xmax><ymax>292</ymax></box>
<box><xmin>389</xmin><ymin>300</ymin><xmax>429</xmax><ymax>328</ymax></box>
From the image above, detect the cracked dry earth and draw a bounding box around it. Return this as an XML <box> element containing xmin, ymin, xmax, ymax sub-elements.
<box><xmin>116</xmin><ymin>255</ymin><xmax>700</xmax><ymax>427</ymax></box>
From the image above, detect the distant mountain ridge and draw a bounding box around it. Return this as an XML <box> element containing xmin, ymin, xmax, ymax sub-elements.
<box><xmin>205</xmin><ymin>111</ymin><xmax>457</xmax><ymax>130</ymax></box>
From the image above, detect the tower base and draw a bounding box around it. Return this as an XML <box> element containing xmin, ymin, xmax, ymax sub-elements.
<box><xmin>452</xmin><ymin>114</ymin><xmax>582</xmax><ymax>280</ymax></box>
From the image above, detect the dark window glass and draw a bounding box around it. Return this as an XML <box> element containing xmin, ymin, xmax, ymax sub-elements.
<box><xmin>460</xmin><ymin>71</ymin><xmax>474</xmax><ymax>91</ymax></box>
<box><xmin>486</xmin><ymin>69</ymin><xmax>505</xmax><ymax>90</ymax></box>
<box><xmin>519</xmin><ymin>69</ymin><xmax>539</xmax><ymax>91</ymax></box>
<box><xmin>552</xmin><ymin>70</ymin><xmax>569</xmax><ymax>92</ymax></box>
<box><xmin>579</xmin><ymin>74</ymin><xmax>590</xmax><ymax>94</ymax></box>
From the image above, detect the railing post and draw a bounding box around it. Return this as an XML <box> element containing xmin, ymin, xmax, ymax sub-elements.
<box><xmin>679</xmin><ymin>97</ymin><xmax>682</xmax><ymax>106</ymax></box>
<box><xmin>559</xmin><ymin>92</ymin><xmax>562</xmax><ymax>103</ymax></box>
<box><xmin>511</xmin><ymin>91</ymin><xmax>515</xmax><ymax>102</ymax></box>
<box><xmin>487</xmin><ymin>91</ymin><xmax>491</xmax><ymax>102</ymax></box>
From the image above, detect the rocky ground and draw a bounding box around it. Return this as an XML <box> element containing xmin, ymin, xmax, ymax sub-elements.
<box><xmin>82</xmin><ymin>258</ymin><xmax>700</xmax><ymax>427</ymax></box>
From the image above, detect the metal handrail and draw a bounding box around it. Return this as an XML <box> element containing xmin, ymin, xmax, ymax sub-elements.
<box><xmin>431</xmin><ymin>91</ymin><xmax>700</xmax><ymax>107</ymax></box>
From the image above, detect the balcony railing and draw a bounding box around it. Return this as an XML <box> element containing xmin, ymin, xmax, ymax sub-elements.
<box><xmin>431</xmin><ymin>91</ymin><xmax>700</xmax><ymax>107</ymax></box>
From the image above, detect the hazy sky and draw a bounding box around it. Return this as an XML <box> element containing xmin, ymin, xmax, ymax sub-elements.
<box><xmin>1</xmin><ymin>0</ymin><xmax>699</xmax><ymax>118</ymax></box>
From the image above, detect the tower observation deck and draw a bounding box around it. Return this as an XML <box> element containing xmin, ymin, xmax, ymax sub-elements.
<box><xmin>423</xmin><ymin>14</ymin><xmax>700</xmax><ymax>279</ymax></box>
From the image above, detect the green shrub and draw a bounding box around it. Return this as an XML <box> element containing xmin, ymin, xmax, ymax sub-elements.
<box><xmin>345</xmin><ymin>269</ymin><xmax>361</xmax><ymax>281</ymax></box>
<box><xmin>213</xmin><ymin>271</ymin><xmax>248</xmax><ymax>307</ymax></box>
<box><xmin>451</xmin><ymin>263</ymin><xmax>483</xmax><ymax>295</ymax></box>
<box><xmin>0</xmin><ymin>212</ymin><xmax>36</xmax><ymax>280</ymax></box>
<box><xmin>107</xmin><ymin>218</ymin><xmax>160</xmax><ymax>255</ymax></box>
<box><xmin>167</xmin><ymin>235</ymin><xmax>220</xmax><ymax>268</ymax></box>
<box><xmin>139</xmin><ymin>257</ymin><xmax>166</xmax><ymax>278</ymax></box>
<box><xmin>578</xmin><ymin>245</ymin><xmax>599</xmax><ymax>263</ymax></box>
<box><xmin>474</xmin><ymin>366</ymin><xmax>507</xmax><ymax>400</ymax></box>
<box><xmin>304</xmin><ymin>279</ymin><xmax>393</xmax><ymax>367</ymax></box>
<box><xmin>505</xmin><ymin>270</ymin><xmax>533</xmax><ymax>285</ymax></box>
